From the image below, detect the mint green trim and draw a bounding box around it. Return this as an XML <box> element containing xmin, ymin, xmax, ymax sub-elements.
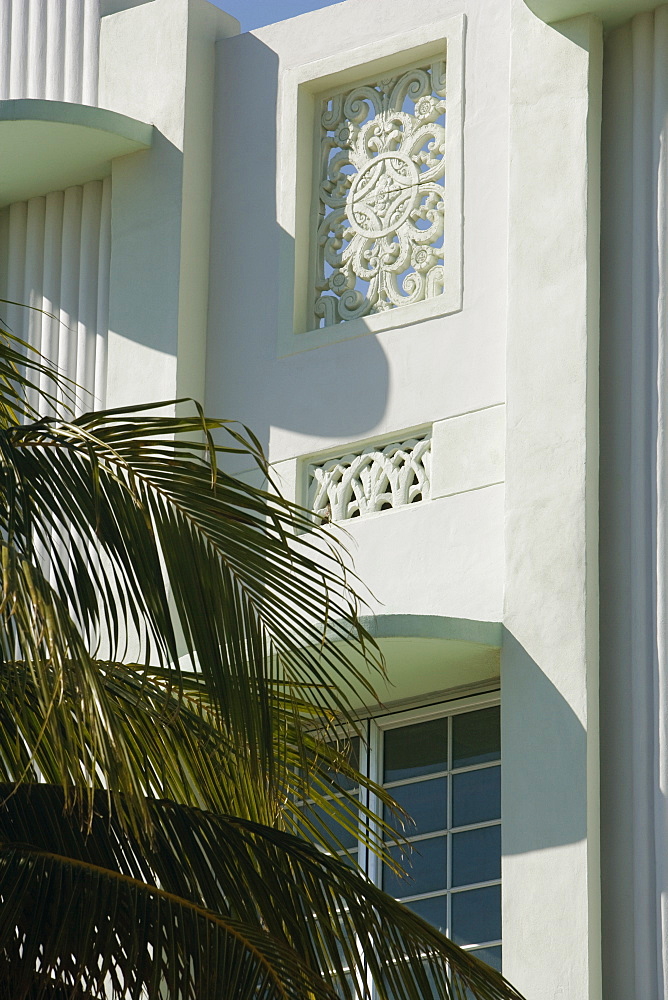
<box><xmin>357</xmin><ymin>615</ymin><xmax>502</xmax><ymax>648</ymax></box>
<box><xmin>0</xmin><ymin>99</ymin><xmax>153</xmax><ymax>208</ymax></box>
<box><xmin>524</xmin><ymin>0</ymin><xmax>655</xmax><ymax>28</ymax></box>
<box><xmin>0</xmin><ymin>99</ymin><xmax>154</xmax><ymax>146</ymax></box>
<box><xmin>329</xmin><ymin>616</ymin><xmax>501</xmax><ymax>708</ymax></box>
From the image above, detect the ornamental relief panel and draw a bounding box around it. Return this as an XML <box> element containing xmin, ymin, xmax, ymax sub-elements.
<box><xmin>308</xmin><ymin>434</ymin><xmax>431</xmax><ymax>523</ymax></box>
<box><xmin>315</xmin><ymin>60</ymin><xmax>446</xmax><ymax>329</ymax></box>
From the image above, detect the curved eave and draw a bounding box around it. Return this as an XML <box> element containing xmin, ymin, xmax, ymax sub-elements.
<box><xmin>339</xmin><ymin>615</ymin><xmax>501</xmax><ymax>709</ymax></box>
<box><xmin>0</xmin><ymin>99</ymin><xmax>154</xmax><ymax>208</ymax></box>
<box><xmin>524</xmin><ymin>0</ymin><xmax>658</xmax><ymax>28</ymax></box>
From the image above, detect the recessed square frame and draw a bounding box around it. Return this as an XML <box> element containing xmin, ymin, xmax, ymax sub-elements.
<box><xmin>277</xmin><ymin>14</ymin><xmax>465</xmax><ymax>357</ymax></box>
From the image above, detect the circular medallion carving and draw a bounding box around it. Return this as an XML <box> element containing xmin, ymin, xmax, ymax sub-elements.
<box><xmin>346</xmin><ymin>152</ymin><xmax>420</xmax><ymax>239</ymax></box>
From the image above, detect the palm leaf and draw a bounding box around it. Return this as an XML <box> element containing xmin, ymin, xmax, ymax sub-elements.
<box><xmin>0</xmin><ymin>848</ymin><xmax>335</xmax><ymax>1000</ymax></box>
<box><xmin>0</xmin><ymin>395</ymin><xmax>387</xmax><ymax>828</ymax></box>
<box><xmin>0</xmin><ymin>786</ymin><xmax>524</xmax><ymax>1000</ymax></box>
<box><xmin>0</xmin><ymin>658</ymin><xmax>410</xmax><ymax>862</ymax></box>
<box><xmin>0</xmin><ymin>325</ymin><xmax>526</xmax><ymax>1000</ymax></box>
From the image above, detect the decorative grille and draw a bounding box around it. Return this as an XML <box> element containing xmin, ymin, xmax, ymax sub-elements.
<box><xmin>308</xmin><ymin>434</ymin><xmax>431</xmax><ymax>523</ymax></box>
<box><xmin>315</xmin><ymin>60</ymin><xmax>446</xmax><ymax>328</ymax></box>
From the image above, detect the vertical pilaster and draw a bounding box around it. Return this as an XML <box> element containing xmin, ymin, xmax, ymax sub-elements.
<box><xmin>503</xmin><ymin>6</ymin><xmax>602</xmax><ymax>998</ymax></box>
<box><xmin>98</xmin><ymin>0</ymin><xmax>239</xmax><ymax>410</ymax></box>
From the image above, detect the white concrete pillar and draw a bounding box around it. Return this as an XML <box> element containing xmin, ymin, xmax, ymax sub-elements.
<box><xmin>77</xmin><ymin>180</ymin><xmax>103</xmax><ymax>410</ymax></box>
<box><xmin>58</xmin><ymin>185</ymin><xmax>83</xmax><ymax>401</ymax></box>
<box><xmin>39</xmin><ymin>190</ymin><xmax>65</xmax><ymax>406</ymax></box>
<box><xmin>503</xmin><ymin>6</ymin><xmax>602</xmax><ymax>999</ymax></box>
<box><xmin>26</xmin><ymin>0</ymin><xmax>46</xmax><ymax>98</ymax></box>
<box><xmin>5</xmin><ymin>201</ymin><xmax>27</xmax><ymax>343</ymax></box>
<box><xmin>98</xmin><ymin>0</ymin><xmax>239</xmax><ymax>410</ymax></box>
<box><xmin>45</xmin><ymin>0</ymin><xmax>66</xmax><ymax>101</ymax></box>
<box><xmin>23</xmin><ymin>194</ymin><xmax>45</xmax><ymax>412</ymax></box>
<box><xmin>95</xmin><ymin>177</ymin><xmax>112</xmax><ymax>407</ymax></box>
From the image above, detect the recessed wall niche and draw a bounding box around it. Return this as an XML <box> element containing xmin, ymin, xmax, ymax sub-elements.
<box><xmin>277</xmin><ymin>15</ymin><xmax>464</xmax><ymax>356</ymax></box>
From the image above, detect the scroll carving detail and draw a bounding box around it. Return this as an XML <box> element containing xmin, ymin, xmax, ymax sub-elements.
<box><xmin>308</xmin><ymin>435</ymin><xmax>431</xmax><ymax>523</ymax></box>
<box><xmin>315</xmin><ymin>61</ymin><xmax>446</xmax><ymax>328</ymax></box>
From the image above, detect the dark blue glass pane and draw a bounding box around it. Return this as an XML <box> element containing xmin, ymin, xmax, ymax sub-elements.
<box><xmin>451</xmin><ymin>885</ymin><xmax>501</xmax><ymax>946</ymax></box>
<box><xmin>452</xmin><ymin>766</ymin><xmax>500</xmax><ymax>828</ymax></box>
<box><xmin>452</xmin><ymin>825</ymin><xmax>501</xmax><ymax>887</ymax></box>
<box><xmin>383</xmin><ymin>718</ymin><xmax>448</xmax><ymax>782</ymax></box>
<box><xmin>452</xmin><ymin>708</ymin><xmax>500</xmax><ymax>769</ymax></box>
<box><xmin>460</xmin><ymin>948</ymin><xmax>502</xmax><ymax>1000</ymax></box>
<box><xmin>383</xmin><ymin>836</ymin><xmax>447</xmax><ymax>898</ymax></box>
<box><xmin>300</xmin><ymin>799</ymin><xmax>358</xmax><ymax>850</ymax></box>
<box><xmin>403</xmin><ymin>894</ymin><xmax>447</xmax><ymax>934</ymax></box>
<box><xmin>334</xmin><ymin>973</ymin><xmax>356</xmax><ymax>999</ymax></box>
<box><xmin>469</xmin><ymin>945</ymin><xmax>502</xmax><ymax>973</ymax></box>
<box><xmin>383</xmin><ymin>777</ymin><xmax>447</xmax><ymax>837</ymax></box>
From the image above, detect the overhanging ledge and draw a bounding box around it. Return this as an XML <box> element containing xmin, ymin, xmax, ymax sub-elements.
<box><xmin>338</xmin><ymin>615</ymin><xmax>501</xmax><ymax>708</ymax></box>
<box><xmin>0</xmin><ymin>99</ymin><xmax>154</xmax><ymax>208</ymax></box>
<box><xmin>524</xmin><ymin>0</ymin><xmax>657</xmax><ymax>27</ymax></box>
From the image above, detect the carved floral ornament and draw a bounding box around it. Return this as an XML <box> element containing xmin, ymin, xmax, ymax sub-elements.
<box><xmin>315</xmin><ymin>60</ymin><xmax>446</xmax><ymax>328</ymax></box>
<box><xmin>308</xmin><ymin>435</ymin><xmax>431</xmax><ymax>523</ymax></box>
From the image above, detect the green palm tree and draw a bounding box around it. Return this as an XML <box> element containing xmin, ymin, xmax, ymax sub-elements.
<box><xmin>0</xmin><ymin>325</ymin><xmax>525</xmax><ymax>1000</ymax></box>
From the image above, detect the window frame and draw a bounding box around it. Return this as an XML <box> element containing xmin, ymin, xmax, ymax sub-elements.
<box><xmin>347</xmin><ymin>691</ymin><xmax>503</xmax><ymax>966</ymax></box>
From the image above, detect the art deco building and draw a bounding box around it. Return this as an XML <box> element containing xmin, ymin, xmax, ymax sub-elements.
<box><xmin>0</xmin><ymin>0</ymin><xmax>665</xmax><ymax>996</ymax></box>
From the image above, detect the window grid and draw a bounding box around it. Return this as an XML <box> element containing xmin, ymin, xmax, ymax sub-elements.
<box><xmin>375</xmin><ymin>700</ymin><xmax>501</xmax><ymax>968</ymax></box>
<box><xmin>300</xmin><ymin>695</ymin><xmax>501</xmax><ymax>980</ymax></box>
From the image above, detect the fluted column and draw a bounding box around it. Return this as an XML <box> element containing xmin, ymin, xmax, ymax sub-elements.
<box><xmin>656</xmin><ymin>12</ymin><xmax>668</xmax><ymax>988</ymax></box>
<box><xmin>0</xmin><ymin>0</ymin><xmax>100</xmax><ymax>104</ymax></box>
<box><xmin>0</xmin><ymin>180</ymin><xmax>112</xmax><ymax>412</ymax></box>
<box><xmin>600</xmin><ymin>6</ymin><xmax>668</xmax><ymax>997</ymax></box>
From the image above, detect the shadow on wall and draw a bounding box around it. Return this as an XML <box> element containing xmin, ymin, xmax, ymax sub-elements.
<box><xmin>501</xmin><ymin>629</ymin><xmax>587</xmax><ymax>854</ymax></box>
<box><xmin>206</xmin><ymin>31</ymin><xmax>390</xmax><ymax>469</ymax></box>
<box><xmin>205</xmin><ymin>28</ymin><xmax>591</xmax><ymax>860</ymax></box>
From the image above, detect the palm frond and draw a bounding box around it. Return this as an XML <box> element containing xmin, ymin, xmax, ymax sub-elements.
<box><xmin>0</xmin><ymin>659</ymin><xmax>409</xmax><ymax>863</ymax></box>
<box><xmin>0</xmin><ymin>786</ymin><xmax>524</xmax><ymax>1000</ymax></box>
<box><xmin>0</xmin><ymin>400</ymin><xmax>386</xmax><ymax>828</ymax></box>
<box><xmin>0</xmin><ymin>327</ymin><xmax>526</xmax><ymax>1000</ymax></box>
<box><xmin>0</xmin><ymin>848</ymin><xmax>335</xmax><ymax>1000</ymax></box>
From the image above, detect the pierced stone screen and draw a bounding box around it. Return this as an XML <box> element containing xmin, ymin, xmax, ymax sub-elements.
<box><xmin>315</xmin><ymin>59</ymin><xmax>446</xmax><ymax>328</ymax></box>
<box><xmin>308</xmin><ymin>434</ymin><xmax>431</xmax><ymax>523</ymax></box>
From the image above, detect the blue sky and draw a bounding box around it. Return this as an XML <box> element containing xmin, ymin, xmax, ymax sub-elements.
<box><xmin>209</xmin><ymin>0</ymin><xmax>342</xmax><ymax>32</ymax></box>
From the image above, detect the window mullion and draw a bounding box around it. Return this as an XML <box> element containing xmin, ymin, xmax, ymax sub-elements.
<box><xmin>364</xmin><ymin>717</ymin><xmax>382</xmax><ymax>885</ymax></box>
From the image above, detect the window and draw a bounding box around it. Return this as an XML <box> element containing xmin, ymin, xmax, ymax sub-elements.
<box><xmin>305</xmin><ymin>695</ymin><xmax>502</xmax><ymax>975</ymax></box>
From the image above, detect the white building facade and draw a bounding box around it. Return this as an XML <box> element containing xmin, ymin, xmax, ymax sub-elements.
<box><xmin>0</xmin><ymin>0</ymin><xmax>666</xmax><ymax>996</ymax></box>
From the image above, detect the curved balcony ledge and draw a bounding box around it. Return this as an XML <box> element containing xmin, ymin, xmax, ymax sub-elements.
<box><xmin>0</xmin><ymin>99</ymin><xmax>153</xmax><ymax>208</ymax></box>
<box><xmin>524</xmin><ymin>0</ymin><xmax>657</xmax><ymax>27</ymax></box>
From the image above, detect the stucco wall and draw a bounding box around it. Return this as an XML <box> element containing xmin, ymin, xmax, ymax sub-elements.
<box><xmin>0</xmin><ymin>0</ymin><xmax>607</xmax><ymax>995</ymax></box>
<box><xmin>205</xmin><ymin>6</ymin><xmax>602</xmax><ymax>996</ymax></box>
<box><xmin>206</xmin><ymin>0</ymin><xmax>510</xmax><ymax>629</ymax></box>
